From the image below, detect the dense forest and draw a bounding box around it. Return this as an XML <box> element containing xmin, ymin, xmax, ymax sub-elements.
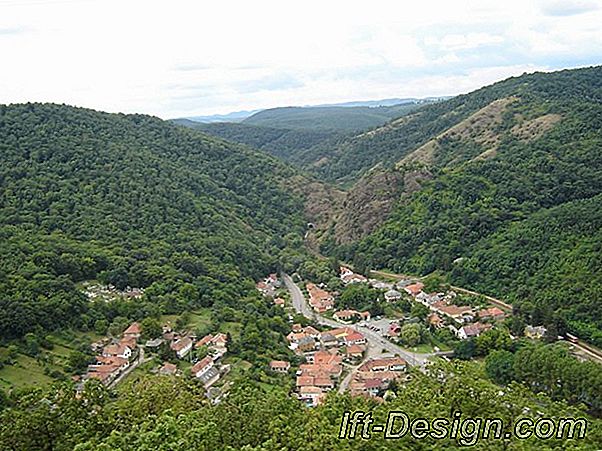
<box><xmin>241</xmin><ymin>103</ymin><xmax>425</xmax><ymax>132</ymax></box>
<box><xmin>331</xmin><ymin>66</ymin><xmax>602</xmax><ymax>345</ymax></box>
<box><xmin>0</xmin><ymin>103</ymin><xmax>309</xmax><ymax>339</ymax></box>
<box><xmin>173</xmin><ymin>120</ymin><xmax>344</xmax><ymax>162</ymax></box>
<box><xmin>174</xmin><ymin>100</ymin><xmax>433</xmax><ymax>166</ymax></box>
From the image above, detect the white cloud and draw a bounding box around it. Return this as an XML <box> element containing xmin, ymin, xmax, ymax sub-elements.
<box><xmin>0</xmin><ymin>0</ymin><xmax>601</xmax><ymax>117</ymax></box>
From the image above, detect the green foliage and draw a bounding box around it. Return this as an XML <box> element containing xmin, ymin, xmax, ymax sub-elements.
<box><xmin>1</xmin><ymin>362</ymin><xmax>600</xmax><ymax>450</ymax></box>
<box><xmin>242</xmin><ymin>103</ymin><xmax>423</xmax><ymax>132</ymax></box>
<box><xmin>485</xmin><ymin>349</ymin><xmax>515</xmax><ymax>385</ymax></box>
<box><xmin>140</xmin><ymin>317</ymin><xmax>161</xmax><ymax>340</ymax></box>
<box><xmin>340</xmin><ymin>66</ymin><xmax>602</xmax><ymax>344</ymax></box>
<box><xmin>338</xmin><ymin>284</ymin><xmax>382</xmax><ymax>312</ymax></box>
<box><xmin>398</xmin><ymin>323</ymin><xmax>425</xmax><ymax>347</ymax></box>
<box><xmin>0</xmin><ymin>103</ymin><xmax>308</xmax><ymax>340</ymax></box>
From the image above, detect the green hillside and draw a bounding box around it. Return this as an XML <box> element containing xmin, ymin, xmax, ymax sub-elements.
<box><xmin>242</xmin><ymin>103</ymin><xmax>424</xmax><ymax>132</ymax></box>
<box><xmin>332</xmin><ymin>66</ymin><xmax>602</xmax><ymax>344</ymax></box>
<box><xmin>174</xmin><ymin>120</ymin><xmax>343</xmax><ymax>162</ymax></box>
<box><xmin>303</xmin><ymin>66</ymin><xmax>602</xmax><ymax>183</ymax></box>
<box><xmin>0</xmin><ymin>103</ymin><xmax>307</xmax><ymax>339</ymax></box>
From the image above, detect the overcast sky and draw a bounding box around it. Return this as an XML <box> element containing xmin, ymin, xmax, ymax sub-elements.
<box><xmin>1</xmin><ymin>0</ymin><xmax>601</xmax><ymax>118</ymax></box>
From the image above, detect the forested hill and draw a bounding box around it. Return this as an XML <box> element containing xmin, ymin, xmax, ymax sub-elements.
<box><xmin>0</xmin><ymin>103</ymin><xmax>307</xmax><ymax>339</ymax></box>
<box><xmin>173</xmin><ymin>101</ymin><xmax>431</xmax><ymax>164</ymax></box>
<box><xmin>173</xmin><ymin>120</ymin><xmax>344</xmax><ymax>162</ymax></box>
<box><xmin>241</xmin><ymin>103</ymin><xmax>424</xmax><ymax>131</ymax></box>
<box><xmin>334</xmin><ymin>65</ymin><xmax>602</xmax><ymax>345</ymax></box>
<box><xmin>301</xmin><ymin>66</ymin><xmax>602</xmax><ymax>184</ymax></box>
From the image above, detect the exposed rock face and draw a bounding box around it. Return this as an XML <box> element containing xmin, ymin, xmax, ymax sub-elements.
<box><xmin>332</xmin><ymin>169</ymin><xmax>403</xmax><ymax>244</ymax></box>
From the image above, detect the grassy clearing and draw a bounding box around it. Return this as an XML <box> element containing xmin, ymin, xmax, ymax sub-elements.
<box><xmin>0</xmin><ymin>354</ymin><xmax>55</xmax><ymax>389</ymax></box>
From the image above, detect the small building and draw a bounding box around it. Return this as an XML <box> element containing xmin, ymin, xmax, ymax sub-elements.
<box><xmin>385</xmin><ymin>289</ymin><xmax>402</xmax><ymax>302</ymax></box>
<box><xmin>457</xmin><ymin>322</ymin><xmax>492</xmax><ymax>340</ymax></box>
<box><xmin>102</xmin><ymin>343</ymin><xmax>132</xmax><ymax>359</ymax></box>
<box><xmin>159</xmin><ymin>362</ymin><xmax>178</xmax><ymax>376</ymax></box>
<box><xmin>171</xmin><ymin>337</ymin><xmax>193</xmax><ymax>359</ymax></box>
<box><xmin>524</xmin><ymin>325</ymin><xmax>547</xmax><ymax>339</ymax></box>
<box><xmin>145</xmin><ymin>338</ymin><xmax>164</xmax><ymax>349</ymax></box>
<box><xmin>191</xmin><ymin>356</ymin><xmax>214</xmax><ymax>378</ymax></box>
<box><xmin>427</xmin><ymin>313</ymin><xmax>444</xmax><ymax>329</ymax></box>
<box><xmin>269</xmin><ymin>360</ymin><xmax>291</xmax><ymax>373</ymax></box>
<box><xmin>123</xmin><ymin>322</ymin><xmax>142</xmax><ymax>339</ymax></box>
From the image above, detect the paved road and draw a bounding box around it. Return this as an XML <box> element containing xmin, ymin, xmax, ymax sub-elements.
<box><xmin>109</xmin><ymin>346</ymin><xmax>148</xmax><ymax>388</ymax></box>
<box><xmin>282</xmin><ymin>273</ymin><xmax>434</xmax><ymax>368</ymax></box>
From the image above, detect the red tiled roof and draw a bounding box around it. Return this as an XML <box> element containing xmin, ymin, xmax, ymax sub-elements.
<box><xmin>195</xmin><ymin>334</ymin><xmax>214</xmax><ymax>348</ymax></box>
<box><xmin>191</xmin><ymin>356</ymin><xmax>213</xmax><ymax>374</ymax></box>
<box><xmin>404</xmin><ymin>283</ymin><xmax>424</xmax><ymax>296</ymax></box>
<box><xmin>123</xmin><ymin>322</ymin><xmax>141</xmax><ymax>335</ymax></box>
<box><xmin>171</xmin><ymin>337</ymin><xmax>192</xmax><ymax>352</ymax></box>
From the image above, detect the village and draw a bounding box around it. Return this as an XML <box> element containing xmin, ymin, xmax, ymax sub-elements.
<box><xmin>74</xmin><ymin>265</ymin><xmax>551</xmax><ymax>408</ymax></box>
<box><xmin>254</xmin><ymin>266</ymin><xmax>551</xmax><ymax>407</ymax></box>
<box><xmin>81</xmin><ymin>316</ymin><xmax>231</xmax><ymax>400</ymax></box>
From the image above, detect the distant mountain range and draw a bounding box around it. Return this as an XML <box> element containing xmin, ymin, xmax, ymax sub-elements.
<box><xmin>178</xmin><ymin>97</ymin><xmax>450</xmax><ymax>124</ymax></box>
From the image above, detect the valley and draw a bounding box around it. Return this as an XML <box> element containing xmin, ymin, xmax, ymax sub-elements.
<box><xmin>1</xmin><ymin>66</ymin><xmax>602</xmax><ymax>450</ymax></box>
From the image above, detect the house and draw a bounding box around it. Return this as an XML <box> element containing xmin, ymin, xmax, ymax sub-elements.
<box><xmin>291</xmin><ymin>323</ymin><xmax>303</xmax><ymax>333</ymax></box>
<box><xmin>296</xmin><ymin>375</ymin><xmax>315</xmax><ymax>387</ymax></box>
<box><xmin>432</xmin><ymin>301</ymin><xmax>474</xmax><ymax>323</ymax></box>
<box><xmin>211</xmin><ymin>333</ymin><xmax>228</xmax><ymax>355</ymax></box>
<box><xmin>191</xmin><ymin>356</ymin><xmax>214</xmax><ymax>378</ymax></box>
<box><xmin>274</xmin><ymin>297</ymin><xmax>285</xmax><ymax>307</ymax></box>
<box><xmin>95</xmin><ymin>355</ymin><xmax>129</xmax><ymax>372</ymax></box>
<box><xmin>120</xmin><ymin>336</ymin><xmax>137</xmax><ymax>350</ymax></box>
<box><xmin>171</xmin><ymin>337</ymin><xmax>193</xmax><ymax>358</ymax></box>
<box><xmin>457</xmin><ymin>322</ymin><xmax>492</xmax><ymax>340</ymax></box>
<box><xmin>314</xmin><ymin>376</ymin><xmax>335</xmax><ymax>390</ymax></box>
<box><xmin>345</xmin><ymin>344</ymin><xmax>365</xmax><ymax>359</ymax></box>
<box><xmin>524</xmin><ymin>325</ymin><xmax>547</xmax><ymax>339</ymax></box>
<box><xmin>343</xmin><ymin>331</ymin><xmax>367</xmax><ymax>346</ymax></box>
<box><xmin>313</xmin><ymin>350</ymin><xmax>343</xmax><ymax>366</ymax></box>
<box><xmin>302</xmin><ymin>326</ymin><xmax>321</xmax><ymax>338</ymax></box>
<box><xmin>159</xmin><ymin>362</ymin><xmax>178</xmax><ymax>376</ymax></box>
<box><xmin>269</xmin><ymin>360</ymin><xmax>290</xmax><ymax>373</ymax></box>
<box><xmin>86</xmin><ymin>364</ymin><xmax>121</xmax><ymax>385</ymax></box>
<box><xmin>404</xmin><ymin>282</ymin><xmax>425</xmax><ymax>297</ymax></box>
<box><xmin>306</xmin><ymin>283</ymin><xmax>335</xmax><ymax>313</ymax></box>
<box><xmin>478</xmin><ymin>307</ymin><xmax>506</xmax><ymax>321</ymax></box>
<box><xmin>340</xmin><ymin>267</ymin><xmax>368</xmax><ymax>285</ymax></box>
<box><xmin>298</xmin><ymin>386</ymin><xmax>325</xmax><ymax>407</ymax></box>
<box><xmin>364</xmin><ymin>378</ymin><xmax>384</xmax><ymax>396</ymax></box>
<box><xmin>297</xmin><ymin>336</ymin><xmax>317</xmax><ymax>353</ymax></box>
<box><xmin>319</xmin><ymin>332</ymin><xmax>338</xmax><ymax>348</ymax></box>
<box><xmin>102</xmin><ymin>343</ymin><xmax>132</xmax><ymax>359</ymax></box>
<box><xmin>195</xmin><ymin>334</ymin><xmax>214</xmax><ymax>348</ymax></box>
<box><xmin>123</xmin><ymin>322</ymin><xmax>141</xmax><ymax>339</ymax></box>
<box><xmin>385</xmin><ymin>289</ymin><xmax>402</xmax><ymax>302</ymax></box>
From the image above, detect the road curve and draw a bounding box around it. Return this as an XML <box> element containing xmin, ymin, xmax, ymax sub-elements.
<box><xmin>282</xmin><ymin>273</ymin><xmax>434</xmax><ymax>367</ymax></box>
